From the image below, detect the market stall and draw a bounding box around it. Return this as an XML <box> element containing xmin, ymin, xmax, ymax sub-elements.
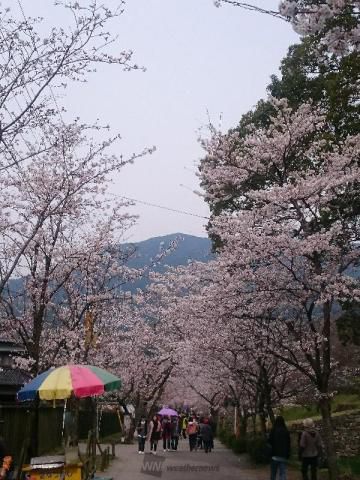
<box><xmin>17</xmin><ymin>364</ymin><xmax>121</xmax><ymax>480</ymax></box>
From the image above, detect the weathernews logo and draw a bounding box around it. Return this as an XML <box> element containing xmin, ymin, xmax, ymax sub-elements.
<box><xmin>141</xmin><ymin>453</ymin><xmax>220</xmax><ymax>477</ymax></box>
<box><xmin>141</xmin><ymin>453</ymin><xmax>165</xmax><ymax>477</ymax></box>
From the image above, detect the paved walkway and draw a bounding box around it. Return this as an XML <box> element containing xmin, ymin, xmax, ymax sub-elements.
<box><xmin>100</xmin><ymin>439</ymin><xmax>297</xmax><ymax>480</ymax></box>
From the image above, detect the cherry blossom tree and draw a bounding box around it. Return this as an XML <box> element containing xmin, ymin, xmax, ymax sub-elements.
<box><xmin>141</xmin><ymin>260</ymin><xmax>302</xmax><ymax>440</ymax></box>
<box><xmin>199</xmin><ymin>98</ymin><xmax>359</xmax><ymax>479</ymax></box>
<box><xmin>0</xmin><ymin>0</ymin><xmax>144</xmax><ymax>310</ymax></box>
<box><xmin>95</xmin><ymin>304</ymin><xmax>177</xmax><ymax>436</ymax></box>
<box><xmin>0</xmin><ymin>121</ymin><xmax>152</xmax><ymax>374</ymax></box>
<box><xmin>0</xmin><ymin>0</ymin><xmax>139</xmax><ymax>170</ymax></box>
<box><xmin>279</xmin><ymin>0</ymin><xmax>360</xmax><ymax>57</ymax></box>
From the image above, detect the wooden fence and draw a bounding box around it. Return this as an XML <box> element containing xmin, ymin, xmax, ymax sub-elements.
<box><xmin>0</xmin><ymin>404</ymin><xmax>122</xmax><ymax>464</ymax></box>
<box><xmin>0</xmin><ymin>404</ymin><xmax>63</xmax><ymax>462</ymax></box>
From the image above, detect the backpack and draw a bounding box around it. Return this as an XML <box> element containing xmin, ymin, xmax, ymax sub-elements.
<box><xmin>188</xmin><ymin>422</ymin><xmax>197</xmax><ymax>435</ymax></box>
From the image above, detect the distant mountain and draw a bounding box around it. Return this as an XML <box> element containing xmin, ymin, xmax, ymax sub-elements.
<box><xmin>6</xmin><ymin>234</ymin><xmax>214</xmax><ymax>297</ymax></box>
<box><xmin>123</xmin><ymin>233</ymin><xmax>214</xmax><ymax>292</ymax></box>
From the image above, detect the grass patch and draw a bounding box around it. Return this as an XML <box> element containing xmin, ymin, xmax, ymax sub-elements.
<box><xmin>282</xmin><ymin>405</ymin><xmax>319</xmax><ymax>422</ymax></box>
<box><xmin>281</xmin><ymin>393</ymin><xmax>360</xmax><ymax>423</ymax></box>
<box><xmin>288</xmin><ymin>457</ymin><xmax>360</xmax><ymax>479</ymax></box>
<box><xmin>333</xmin><ymin>394</ymin><xmax>360</xmax><ymax>413</ymax></box>
<box><xmin>338</xmin><ymin>456</ymin><xmax>360</xmax><ymax>477</ymax></box>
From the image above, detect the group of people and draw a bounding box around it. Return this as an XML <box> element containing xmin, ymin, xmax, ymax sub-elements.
<box><xmin>268</xmin><ymin>416</ymin><xmax>323</xmax><ymax>480</ymax></box>
<box><xmin>136</xmin><ymin>413</ymin><xmax>215</xmax><ymax>455</ymax></box>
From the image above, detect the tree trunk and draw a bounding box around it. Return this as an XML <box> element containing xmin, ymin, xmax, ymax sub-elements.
<box><xmin>319</xmin><ymin>397</ymin><xmax>338</xmax><ymax>480</ymax></box>
<box><xmin>209</xmin><ymin>407</ymin><xmax>218</xmax><ymax>435</ymax></box>
<box><xmin>259</xmin><ymin>413</ymin><xmax>267</xmax><ymax>434</ymax></box>
<box><xmin>239</xmin><ymin>414</ymin><xmax>248</xmax><ymax>438</ymax></box>
<box><xmin>234</xmin><ymin>406</ymin><xmax>238</xmax><ymax>437</ymax></box>
<box><xmin>127</xmin><ymin>415</ymin><xmax>136</xmax><ymax>443</ymax></box>
<box><xmin>251</xmin><ymin>415</ymin><xmax>256</xmax><ymax>434</ymax></box>
<box><xmin>267</xmin><ymin>404</ymin><xmax>275</xmax><ymax>426</ymax></box>
<box><xmin>258</xmin><ymin>395</ymin><xmax>267</xmax><ymax>434</ymax></box>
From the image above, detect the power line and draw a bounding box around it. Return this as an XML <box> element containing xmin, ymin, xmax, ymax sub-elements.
<box><xmin>14</xmin><ymin>1</ymin><xmax>209</xmax><ymax>223</ymax></box>
<box><xmin>218</xmin><ymin>1</ymin><xmax>285</xmax><ymax>20</ymax></box>
<box><xmin>109</xmin><ymin>193</ymin><xmax>209</xmax><ymax>220</ymax></box>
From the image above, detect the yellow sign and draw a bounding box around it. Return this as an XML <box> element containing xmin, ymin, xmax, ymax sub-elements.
<box><xmin>23</xmin><ymin>465</ymin><xmax>82</xmax><ymax>480</ymax></box>
<box><xmin>85</xmin><ymin>310</ymin><xmax>97</xmax><ymax>348</ymax></box>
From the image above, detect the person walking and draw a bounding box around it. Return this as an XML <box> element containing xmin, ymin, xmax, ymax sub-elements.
<box><xmin>148</xmin><ymin>415</ymin><xmax>162</xmax><ymax>455</ymax></box>
<box><xmin>299</xmin><ymin>418</ymin><xmax>323</xmax><ymax>480</ymax></box>
<box><xmin>181</xmin><ymin>414</ymin><xmax>188</xmax><ymax>439</ymax></box>
<box><xmin>200</xmin><ymin>418</ymin><xmax>213</xmax><ymax>453</ymax></box>
<box><xmin>136</xmin><ymin>416</ymin><xmax>148</xmax><ymax>454</ymax></box>
<box><xmin>268</xmin><ymin>416</ymin><xmax>291</xmax><ymax>480</ymax></box>
<box><xmin>197</xmin><ymin>418</ymin><xmax>204</xmax><ymax>450</ymax></box>
<box><xmin>170</xmin><ymin>416</ymin><xmax>180</xmax><ymax>451</ymax></box>
<box><xmin>161</xmin><ymin>416</ymin><xmax>172</xmax><ymax>452</ymax></box>
<box><xmin>208</xmin><ymin>415</ymin><xmax>216</xmax><ymax>450</ymax></box>
<box><xmin>186</xmin><ymin>417</ymin><xmax>199</xmax><ymax>452</ymax></box>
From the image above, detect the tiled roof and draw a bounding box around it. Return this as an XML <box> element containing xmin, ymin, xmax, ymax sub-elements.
<box><xmin>0</xmin><ymin>340</ymin><xmax>25</xmax><ymax>353</ymax></box>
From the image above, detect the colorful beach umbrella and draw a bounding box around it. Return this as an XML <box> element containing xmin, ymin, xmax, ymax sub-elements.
<box><xmin>17</xmin><ymin>364</ymin><xmax>121</xmax><ymax>402</ymax></box>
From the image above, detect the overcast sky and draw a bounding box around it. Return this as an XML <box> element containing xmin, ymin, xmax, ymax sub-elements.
<box><xmin>16</xmin><ymin>0</ymin><xmax>298</xmax><ymax>241</ymax></box>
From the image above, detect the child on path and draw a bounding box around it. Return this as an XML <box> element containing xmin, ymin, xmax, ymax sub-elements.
<box><xmin>136</xmin><ymin>416</ymin><xmax>148</xmax><ymax>454</ymax></box>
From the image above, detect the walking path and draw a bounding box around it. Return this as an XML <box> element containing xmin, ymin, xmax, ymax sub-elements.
<box><xmin>100</xmin><ymin>438</ymin><xmax>298</xmax><ymax>480</ymax></box>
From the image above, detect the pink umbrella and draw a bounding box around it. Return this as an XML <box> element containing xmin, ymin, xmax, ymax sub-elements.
<box><xmin>158</xmin><ymin>407</ymin><xmax>178</xmax><ymax>416</ymax></box>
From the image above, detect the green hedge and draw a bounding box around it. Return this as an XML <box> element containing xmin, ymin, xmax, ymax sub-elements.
<box><xmin>218</xmin><ymin>427</ymin><xmax>270</xmax><ymax>463</ymax></box>
<box><xmin>246</xmin><ymin>434</ymin><xmax>270</xmax><ymax>464</ymax></box>
<box><xmin>230</xmin><ymin>436</ymin><xmax>247</xmax><ymax>454</ymax></box>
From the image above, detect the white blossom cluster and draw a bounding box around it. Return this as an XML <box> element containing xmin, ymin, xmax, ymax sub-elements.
<box><xmin>279</xmin><ymin>0</ymin><xmax>360</xmax><ymax>57</ymax></box>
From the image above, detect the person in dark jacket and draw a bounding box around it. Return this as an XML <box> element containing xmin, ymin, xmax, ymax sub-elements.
<box><xmin>170</xmin><ymin>417</ymin><xmax>180</xmax><ymax>451</ymax></box>
<box><xmin>162</xmin><ymin>416</ymin><xmax>172</xmax><ymax>452</ymax></box>
<box><xmin>136</xmin><ymin>416</ymin><xmax>148</xmax><ymax>454</ymax></box>
<box><xmin>299</xmin><ymin>418</ymin><xmax>323</xmax><ymax>480</ymax></box>
<box><xmin>208</xmin><ymin>415</ymin><xmax>216</xmax><ymax>449</ymax></box>
<box><xmin>268</xmin><ymin>416</ymin><xmax>291</xmax><ymax>480</ymax></box>
<box><xmin>200</xmin><ymin>418</ymin><xmax>213</xmax><ymax>453</ymax></box>
<box><xmin>197</xmin><ymin>417</ymin><xmax>204</xmax><ymax>450</ymax></box>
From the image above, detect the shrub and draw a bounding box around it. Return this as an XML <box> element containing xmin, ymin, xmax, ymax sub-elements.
<box><xmin>246</xmin><ymin>434</ymin><xmax>271</xmax><ymax>464</ymax></box>
<box><xmin>217</xmin><ymin>427</ymin><xmax>232</xmax><ymax>446</ymax></box>
<box><xmin>217</xmin><ymin>427</ymin><xmax>247</xmax><ymax>454</ymax></box>
<box><xmin>230</xmin><ymin>436</ymin><xmax>247</xmax><ymax>454</ymax></box>
<box><xmin>338</xmin><ymin>456</ymin><xmax>360</xmax><ymax>476</ymax></box>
